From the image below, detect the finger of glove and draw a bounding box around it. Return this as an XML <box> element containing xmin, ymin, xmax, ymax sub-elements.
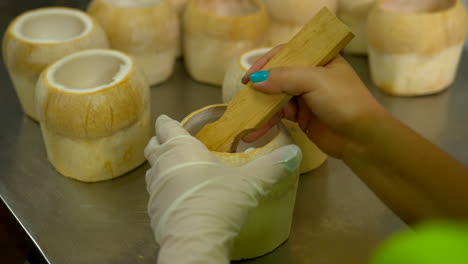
<box><xmin>152</xmin><ymin>114</ymin><xmax>218</xmax><ymax>168</ymax></box>
<box><xmin>146</xmin><ymin>136</ymin><xmax>204</xmax><ymax>189</ymax></box>
<box><xmin>144</xmin><ymin>136</ymin><xmax>161</xmax><ymax>165</ymax></box>
<box><xmin>151</xmin><ymin>135</ymin><xmax>219</xmax><ymax>174</ymax></box>
<box><xmin>146</xmin><ymin>135</ymin><xmax>213</xmax><ymax>168</ymax></box>
<box><xmin>156</xmin><ymin>114</ymin><xmax>190</xmax><ymax>144</ymax></box>
<box><xmin>240</xmin><ymin>145</ymin><xmax>302</xmax><ymax>195</ymax></box>
<box><xmin>145</xmin><ymin>135</ymin><xmax>222</xmax><ymax>211</ymax></box>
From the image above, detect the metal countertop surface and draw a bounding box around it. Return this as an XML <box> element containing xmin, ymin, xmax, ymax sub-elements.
<box><xmin>2</xmin><ymin>1</ymin><xmax>468</xmax><ymax>263</ymax></box>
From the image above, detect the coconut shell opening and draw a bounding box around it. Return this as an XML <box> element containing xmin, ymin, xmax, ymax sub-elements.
<box><xmin>48</xmin><ymin>50</ymin><xmax>132</xmax><ymax>92</ymax></box>
<box><xmin>381</xmin><ymin>0</ymin><xmax>456</xmax><ymax>13</ymax></box>
<box><xmin>182</xmin><ymin>105</ymin><xmax>280</xmax><ymax>153</ymax></box>
<box><xmin>195</xmin><ymin>0</ymin><xmax>259</xmax><ymax>17</ymax></box>
<box><xmin>103</xmin><ymin>0</ymin><xmax>163</xmax><ymax>7</ymax></box>
<box><xmin>12</xmin><ymin>8</ymin><xmax>92</xmax><ymax>43</ymax></box>
<box><xmin>240</xmin><ymin>47</ymin><xmax>271</xmax><ymax>71</ymax></box>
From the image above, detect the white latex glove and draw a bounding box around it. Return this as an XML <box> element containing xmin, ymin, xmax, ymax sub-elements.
<box><xmin>145</xmin><ymin>115</ymin><xmax>302</xmax><ymax>264</ymax></box>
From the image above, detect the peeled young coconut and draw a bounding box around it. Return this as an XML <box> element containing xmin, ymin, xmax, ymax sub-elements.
<box><xmin>338</xmin><ymin>0</ymin><xmax>376</xmax><ymax>54</ymax></box>
<box><xmin>263</xmin><ymin>0</ymin><xmax>338</xmax><ymax>46</ymax></box>
<box><xmin>222</xmin><ymin>47</ymin><xmax>273</xmax><ymax>103</ymax></box>
<box><xmin>87</xmin><ymin>0</ymin><xmax>179</xmax><ymax>86</ymax></box>
<box><xmin>2</xmin><ymin>7</ymin><xmax>109</xmax><ymax>121</ymax></box>
<box><xmin>181</xmin><ymin>104</ymin><xmax>299</xmax><ymax>260</ymax></box>
<box><xmin>222</xmin><ymin>47</ymin><xmax>327</xmax><ymax>174</ymax></box>
<box><xmin>36</xmin><ymin>49</ymin><xmax>151</xmax><ymax>182</ymax></box>
<box><xmin>367</xmin><ymin>0</ymin><xmax>468</xmax><ymax>96</ymax></box>
<box><xmin>183</xmin><ymin>0</ymin><xmax>269</xmax><ymax>86</ymax></box>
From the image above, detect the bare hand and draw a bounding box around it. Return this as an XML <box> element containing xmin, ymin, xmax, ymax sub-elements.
<box><xmin>242</xmin><ymin>46</ymin><xmax>384</xmax><ymax>158</ymax></box>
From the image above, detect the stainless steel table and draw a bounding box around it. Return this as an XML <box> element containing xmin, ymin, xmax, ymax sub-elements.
<box><xmin>2</xmin><ymin>1</ymin><xmax>468</xmax><ymax>263</ymax></box>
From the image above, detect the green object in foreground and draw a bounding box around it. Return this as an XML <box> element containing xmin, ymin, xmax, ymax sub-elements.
<box><xmin>371</xmin><ymin>221</ymin><xmax>468</xmax><ymax>264</ymax></box>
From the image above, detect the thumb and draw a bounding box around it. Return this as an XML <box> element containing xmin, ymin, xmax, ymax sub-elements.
<box><xmin>240</xmin><ymin>145</ymin><xmax>302</xmax><ymax>194</ymax></box>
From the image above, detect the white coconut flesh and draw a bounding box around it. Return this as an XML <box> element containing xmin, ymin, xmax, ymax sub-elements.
<box><xmin>381</xmin><ymin>0</ymin><xmax>455</xmax><ymax>13</ymax></box>
<box><xmin>183</xmin><ymin>106</ymin><xmax>279</xmax><ymax>153</ymax></box>
<box><xmin>104</xmin><ymin>0</ymin><xmax>163</xmax><ymax>7</ymax></box>
<box><xmin>47</xmin><ymin>50</ymin><xmax>132</xmax><ymax>93</ymax></box>
<box><xmin>195</xmin><ymin>0</ymin><xmax>259</xmax><ymax>17</ymax></box>
<box><xmin>240</xmin><ymin>48</ymin><xmax>271</xmax><ymax>71</ymax></box>
<box><xmin>12</xmin><ymin>8</ymin><xmax>93</xmax><ymax>43</ymax></box>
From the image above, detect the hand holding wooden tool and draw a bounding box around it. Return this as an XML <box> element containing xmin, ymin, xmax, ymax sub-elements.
<box><xmin>196</xmin><ymin>8</ymin><xmax>354</xmax><ymax>153</ymax></box>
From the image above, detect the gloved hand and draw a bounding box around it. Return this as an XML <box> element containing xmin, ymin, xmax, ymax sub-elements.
<box><xmin>144</xmin><ymin>115</ymin><xmax>302</xmax><ymax>264</ymax></box>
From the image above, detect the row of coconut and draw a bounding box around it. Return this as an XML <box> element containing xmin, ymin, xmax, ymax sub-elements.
<box><xmin>7</xmin><ymin>0</ymin><xmax>467</xmax><ymax>122</ymax></box>
<box><xmin>173</xmin><ymin>0</ymin><xmax>468</xmax><ymax>96</ymax></box>
<box><xmin>217</xmin><ymin>0</ymin><xmax>468</xmax><ymax>96</ymax></box>
<box><xmin>2</xmin><ymin>0</ymin><xmax>334</xmax><ymax>122</ymax></box>
<box><xmin>1</xmin><ymin>1</ymin><xmax>323</xmax><ymax>181</ymax></box>
<box><xmin>222</xmin><ymin>0</ymin><xmax>468</xmax><ymax>97</ymax></box>
<box><xmin>0</xmin><ymin>0</ymin><xmax>342</xmax><ymax>185</ymax></box>
<box><xmin>91</xmin><ymin>0</ymin><xmax>338</xmax><ymax>86</ymax></box>
<box><xmin>90</xmin><ymin>0</ymin><xmax>468</xmax><ymax>95</ymax></box>
<box><xmin>4</xmin><ymin>0</ymin><xmax>468</xmax><ymax>183</ymax></box>
<box><xmin>1</xmin><ymin>0</ymin><xmax>338</xmax><ymax>183</ymax></box>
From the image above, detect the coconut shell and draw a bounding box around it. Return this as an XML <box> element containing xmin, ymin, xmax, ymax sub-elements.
<box><xmin>2</xmin><ymin>7</ymin><xmax>109</xmax><ymax>120</ymax></box>
<box><xmin>367</xmin><ymin>0</ymin><xmax>468</xmax><ymax>55</ymax></box>
<box><xmin>183</xmin><ymin>0</ymin><xmax>269</xmax><ymax>86</ymax></box>
<box><xmin>263</xmin><ymin>0</ymin><xmax>338</xmax><ymax>45</ymax></box>
<box><xmin>36</xmin><ymin>49</ymin><xmax>151</xmax><ymax>182</ymax></box>
<box><xmin>367</xmin><ymin>0</ymin><xmax>468</xmax><ymax>95</ymax></box>
<box><xmin>88</xmin><ymin>0</ymin><xmax>179</xmax><ymax>86</ymax></box>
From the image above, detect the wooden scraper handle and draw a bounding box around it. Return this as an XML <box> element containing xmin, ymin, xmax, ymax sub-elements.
<box><xmin>196</xmin><ymin>7</ymin><xmax>354</xmax><ymax>153</ymax></box>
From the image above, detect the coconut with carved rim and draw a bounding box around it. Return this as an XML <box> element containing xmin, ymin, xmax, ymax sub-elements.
<box><xmin>181</xmin><ymin>104</ymin><xmax>299</xmax><ymax>260</ymax></box>
<box><xmin>263</xmin><ymin>0</ymin><xmax>337</xmax><ymax>46</ymax></box>
<box><xmin>222</xmin><ymin>47</ymin><xmax>327</xmax><ymax>174</ymax></box>
<box><xmin>2</xmin><ymin>7</ymin><xmax>109</xmax><ymax>121</ymax></box>
<box><xmin>36</xmin><ymin>49</ymin><xmax>151</xmax><ymax>182</ymax></box>
<box><xmin>367</xmin><ymin>0</ymin><xmax>468</xmax><ymax>96</ymax></box>
<box><xmin>87</xmin><ymin>0</ymin><xmax>179</xmax><ymax>86</ymax></box>
<box><xmin>183</xmin><ymin>0</ymin><xmax>269</xmax><ymax>86</ymax></box>
<box><xmin>338</xmin><ymin>0</ymin><xmax>375</xmax><ymax>54</ymax></box>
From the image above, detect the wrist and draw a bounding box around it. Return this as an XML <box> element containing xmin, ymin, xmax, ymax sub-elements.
<box><xmin>341</xmin><ymin>104</ymin><xmax>393</xmax><ymax>164</ymax></box>
<box><xmin>158</xmin><ymin>236</ymin><xmax>230</xmax><ymax>264</ymax></box>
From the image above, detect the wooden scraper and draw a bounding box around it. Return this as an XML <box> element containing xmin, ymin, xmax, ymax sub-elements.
<box><xmin>196</xmin><ymin>7</ymin><xmax>354</xmax><ymax>153</ymax></box>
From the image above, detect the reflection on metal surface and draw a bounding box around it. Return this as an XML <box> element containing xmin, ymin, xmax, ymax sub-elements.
<box><xmin>1</xmin><ymin>1</ymin><xmax>468</xmax><ymax>264</ymax></box>
<box><xmin>289</xmin><ymin>162</ymin><xmax>404</xmax><ymax>264</ymax></box>
<box><xmin>384</xmin><ymin>92</ymin><xmax>450</xmax><ymax>142</ymax></box>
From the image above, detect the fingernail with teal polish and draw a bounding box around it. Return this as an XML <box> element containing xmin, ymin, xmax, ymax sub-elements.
<box><xmin>250</xmin><ymin>71</ymin><xmax>269</xmax><ymax>83</ymax></box>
